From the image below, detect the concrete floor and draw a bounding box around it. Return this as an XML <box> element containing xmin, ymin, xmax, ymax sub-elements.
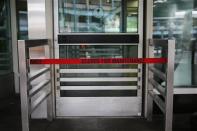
<box><xmin>0</xmin><ymin>96</ymin><xmax>192</xmax><ymax>131</ymax></box>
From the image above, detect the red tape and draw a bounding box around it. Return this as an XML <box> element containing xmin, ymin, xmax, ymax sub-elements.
<box><xmin>30</xmin><ymin>58</ymin><xmax>167</xmax><ymax>65</ymax></box>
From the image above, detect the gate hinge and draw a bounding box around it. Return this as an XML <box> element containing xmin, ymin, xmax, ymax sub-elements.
<box><xmin>57</xmin><ymin>78</ymin><xmax>60</xmax><ymax>81</ymax></box>
<box><xmin>57</xmin><ymin>69</ymin><xmax>60</xmax><ymax>73</ymax></box>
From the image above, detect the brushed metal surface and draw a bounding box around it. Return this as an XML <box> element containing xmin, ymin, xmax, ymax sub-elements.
<box><xmin>60</xmin><ymin>77</ymin><xmax>138</xmax><ymax>82</ymax></box>
<box><xmin>60</xmin><ymin>86</ymin><xmax>138</xmax><ymax>90</ymax></box>
<box><xmin>56</xmin><ymin>97</ymin><xmax>141</xmax><ymax>117</ymax></box>
<box><xmin>59</xmin><ymin>69</ymin><xmax>138</xmax><ymax>73</ymax></box>
<box><xmin>28</xmin><ymin>0</ymin><xmax>46</xmax><ymax>38</ymax></box>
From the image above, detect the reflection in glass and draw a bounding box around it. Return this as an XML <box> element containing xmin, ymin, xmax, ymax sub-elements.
<box><xmin>153</xmin><ymin>0</ymin><xmax>197</xmax><ymax>86</ymax></box>
<box><xmin>59</xmin><ymin>45</ymin><xmax>138</xmax><ymax>69</ymax></box>
<box><xmin>58</xmin><ymin>0</ymin><xmax>138</xmax><ymax>33</ymax></box>
<box><xmin>59</xmin><ymin>45</ymin><xmax>138</xmax><ymax>78</ymax></box>
<box><xmin>0</xmin><ymin>0</ymin><xmax>12</xmax><ymax>75</ymax></box>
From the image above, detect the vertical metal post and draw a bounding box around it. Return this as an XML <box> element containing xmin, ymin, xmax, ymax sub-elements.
<box><xmin>45</xmin><ymin>0</ymin><xmax>55</xmax><ymax>118</ymax></box>
<box><xmin>145</xmin><ymin>0</ymin><xmax>153</xmax><ymax>118</ymax></box>
<box><xmin>10</xmin><ymin>0</ymin><xmax>20</xmax><ymax>94</ymax></box>
<box><xmin>138</xmin><ymin>0</ymin><xmax>144</xmax><ymax>116</ymax></box>
<box><xmin>165</xmin><ymin>40</ymin><xmax>175</xmax><ymax>131</ymax></box>
<box><xmin>147</xmin><ymin>39</ymin><xmax>154</xmax><ymax>121</ymax></box>
<box><xmin>18</xmin><ymin>40</ymin><xmax>30</xmax><ymax>131</ymax></box>
<box><xmin>45</xmin><ymin>40</ymin><xmax>53</xmax><ymax>121</ymax></box>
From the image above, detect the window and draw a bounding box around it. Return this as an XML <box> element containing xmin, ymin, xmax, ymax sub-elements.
<box><xmin>0</xmin><ymin>0</ymin><xmax>12</xmax><ymax>75</ymax></box>
<box><xmin>153</xmin><ymin>0</ymin><xmax>197</xmax><ymax>86</ymax></box>
<box><xmin>58</xmin><ymin>0</ymin><xmax>139</xmax><ymax>33</ymax></box>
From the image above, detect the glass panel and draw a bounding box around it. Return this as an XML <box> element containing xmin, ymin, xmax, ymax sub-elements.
<box><xmin>18</xmin><ymin>11</ymin><xmax>28</xmax><ymax>39</ymax></box>
<box><xmin>58</xmin><ymin>0</ymin><xmax>139</xmax><ymax>33</ymax></box>
<box><xmin>59</xmin><ymin>45</ymin><xmax>138</xmax><ymax>69</ymax></box>
<box><xmin>127</xmin><ymin>0</ymin><xmax>138</xmax><ymax>32</ymax></box>
<box><xmin>0</xmin><ymin>0</ymin><xmax>12</xmax><ymax>75</ymax></box>
<box><xmin>153</xmin><ymin>0</ymin><xmax>197</xmax><ymax>87</ymax></box>
<box><xmin>16</xmin><ymin>0</ymin><xmax>28</xmax><ymax>39</ymax></box>
<box><xmin>59</xmin><ymin>45</ymin><xmax>138</xmax><ymax>79</ymax></box>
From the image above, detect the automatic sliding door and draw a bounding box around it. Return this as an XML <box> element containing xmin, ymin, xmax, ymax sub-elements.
<box><xmin>54</xmin><ymin>0</ymin><xmax>142</xmax><ymax>117</ymax></box>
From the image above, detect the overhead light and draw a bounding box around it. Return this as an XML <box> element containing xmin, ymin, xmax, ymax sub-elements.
<box><xmin>106</xmin><ymin>0</ymin><xmax>111</xmax><ymax>3</ymax></box>
<box><xmin>154</xmin><ymin>0</ymin><xmax>167</xmax><ymax>4</ymax></box>
<box><xmin>175</xmin><ymin>11</ymin><xmax>186</xmax><ymax>18</ymax></box>
<box><xmin>192</xmin><ymin>11</ymin><xmax>197</xmax><ymax>18</ymax></box>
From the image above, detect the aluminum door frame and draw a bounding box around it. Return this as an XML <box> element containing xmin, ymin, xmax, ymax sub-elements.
<box><xmin>53</xmin><ymin>0</ymin><xmax>144</xmax><ymax>117</ymax></box>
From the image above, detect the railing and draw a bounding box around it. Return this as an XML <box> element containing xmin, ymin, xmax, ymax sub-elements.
<box><xmin>18</xmin><ymin>39</ymin><xmax>53</xmax><ymax>131</ymax></box>
<box><xmin>147</xmin><ymin>39</ymin><xmax>175</xmax><ymax>131</ymax></box>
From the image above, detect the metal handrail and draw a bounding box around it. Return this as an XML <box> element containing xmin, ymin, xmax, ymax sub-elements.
<box><xmin>31</xmin><ymin>90</ymin><xmax>51</xmax><ymax>114</ymax></box>
<box><xmin>29</xmin><ymin>79</ymin><xmax>51</xmax><ymax>98</ymax></box>
<box><xmin>149</xmin><ymin>90</ymin><xmax>165</xmax><ymax>113</ymax></box>
<box><xmin>149</xmin><ymin>66</ymin><xmax>166</xmax><ymax>81</ymax></box>
<box><xmin>149</xmin><ymin>78</ymin><xmax>165</xmax><ymax>97</ymax></box>
<box><xmin>18</xmin><ymin>39</ymin><xmax>53</xmax><ymax>131</ymax></box>
<box><xmin>28</xmin><ymin>67</ymin><xmax>50</xmax><ymax>82</ymax></box>
<box><xmin>147</xmin><ymin>39</ymin><xmax>175</xmax><ymax>131</ymax></box>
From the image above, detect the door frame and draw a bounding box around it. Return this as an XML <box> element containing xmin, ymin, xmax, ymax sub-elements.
<box><xmin>53</xmin><ymin>0</ymin><xmax>144</xmax><ymax>117</ymax></box>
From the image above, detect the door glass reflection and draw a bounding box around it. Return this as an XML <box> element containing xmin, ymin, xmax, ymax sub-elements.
<box><xmin>0</xmin><ymin>0</ymin><xmax>12</xmax><ymax>75</ymax></box>
<box><xmin>58</xmin><ymin>0</ymin><xmax>139</xmax><ymax>33</ymax></box>
<box><xmin>59</xmin><ymin>45</ymin><xmax>138</xmax><ymax>69</ymax></box>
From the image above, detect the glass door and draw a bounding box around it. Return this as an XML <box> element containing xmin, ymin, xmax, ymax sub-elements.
<box><xmin>54</xmin><ymin>0</ymin><xmax>143</xmax><ymax>117</ymax></box>
<box><xmin>0</xmin><ymin>0</ymin><xmax>13</xmax><ymax>99</ymax></box>
<box><xmin>0</xmin><ymin>0</ymin><xmax>12</xmax><ymax>75</ymax></box>
<box><xmin>58</xmin><ymin>0</ymin><xmax>139</xmax><ymax>33</ymax></box>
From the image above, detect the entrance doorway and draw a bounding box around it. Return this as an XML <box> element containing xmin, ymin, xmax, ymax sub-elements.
<box><xmin>53</xmin><ymin>0</ymin><xmax>143</xmax><ymax>117</ymax></box>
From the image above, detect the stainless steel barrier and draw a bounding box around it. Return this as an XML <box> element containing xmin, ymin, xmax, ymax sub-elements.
<box><xmin>147</xmin><ymin>39</ymin><xmax>175</xmax><ymax>131</ymax></box>
<box><xmin>18</xmin><ymin>39</ymin><xmax>53</xmax><ymax>131</ymax></box>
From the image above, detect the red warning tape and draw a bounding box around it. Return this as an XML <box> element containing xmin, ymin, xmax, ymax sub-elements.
<box><xmin>30</xmin><ymin>58</ymin><xmax>167</xmax><ymax>65</ymax></box>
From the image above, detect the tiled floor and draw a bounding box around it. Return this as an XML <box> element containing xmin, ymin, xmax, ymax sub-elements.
<box><xmin>0</xmin><ymin>97</ymin><xmax>192</xmax><ymax>131</ymax></box>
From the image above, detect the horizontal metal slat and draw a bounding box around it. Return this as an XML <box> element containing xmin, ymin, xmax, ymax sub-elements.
<box><xmin>59</xmin><ymin>77</ymin><xmax>138</xmax><ymax>82</ymax></box>
<box><xmin>149</xmin><ymin>78</ymin><xmax>165</xmax><ymax>97</ymax></box>
<box><xmin>149</xmin><ymin>91</ymin><xmax>165</xmax><ymax>113</ymax></box>
<box><xmin>59</xmin><ymin>69</ymin><xmax>138</xmax><ymax>73</ymax></box>
<box><xmin>29</xmin><ymin>79</ymin><xmax>51</xmax><ymax>98</ymax></box>
<box><xmin>28</xmin><ymin>67</ymin><xmax>50</xmax><ymax>82</ymax></box>
<box><xmin>60</xmin><ymin>90</ymin><xmax>137</xmax><ymax>97</ymax></box>
<box><xmin>31</xmin><ymin>91</ymin><xmax>51</xmax><ymax>114</ymax></box>
<box><xmin>18</xmin><ymin>39</ymin><xmax>49</xmax><ymax>48</ymax></box>
<box><xmin>60</xmin><ymin>65</ymin><xmax>138</xmax><ymax>69</ymax></box>
<box><xmin>60</xmin><ymin>81</ymin><xmax>137</xmax><ymax>86</ymax></box>
<box><xmin>149</xmin><ymin>66</ymin><xmax>166</xmax><ymax>81</ymax></box>
<box><xmin>58</xmin><ymin>34</ymin><xmax>139</xmax><ymax>44</ymax></box>
<box><xmin>60</xmin><ymin>86</ymin><xmax>138</xmax><ymax>90</ymax></box>
<box><xmin>61</xmin><ymin>73</ymin><xmax>137</xmax><ymax>78</ymax></box>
